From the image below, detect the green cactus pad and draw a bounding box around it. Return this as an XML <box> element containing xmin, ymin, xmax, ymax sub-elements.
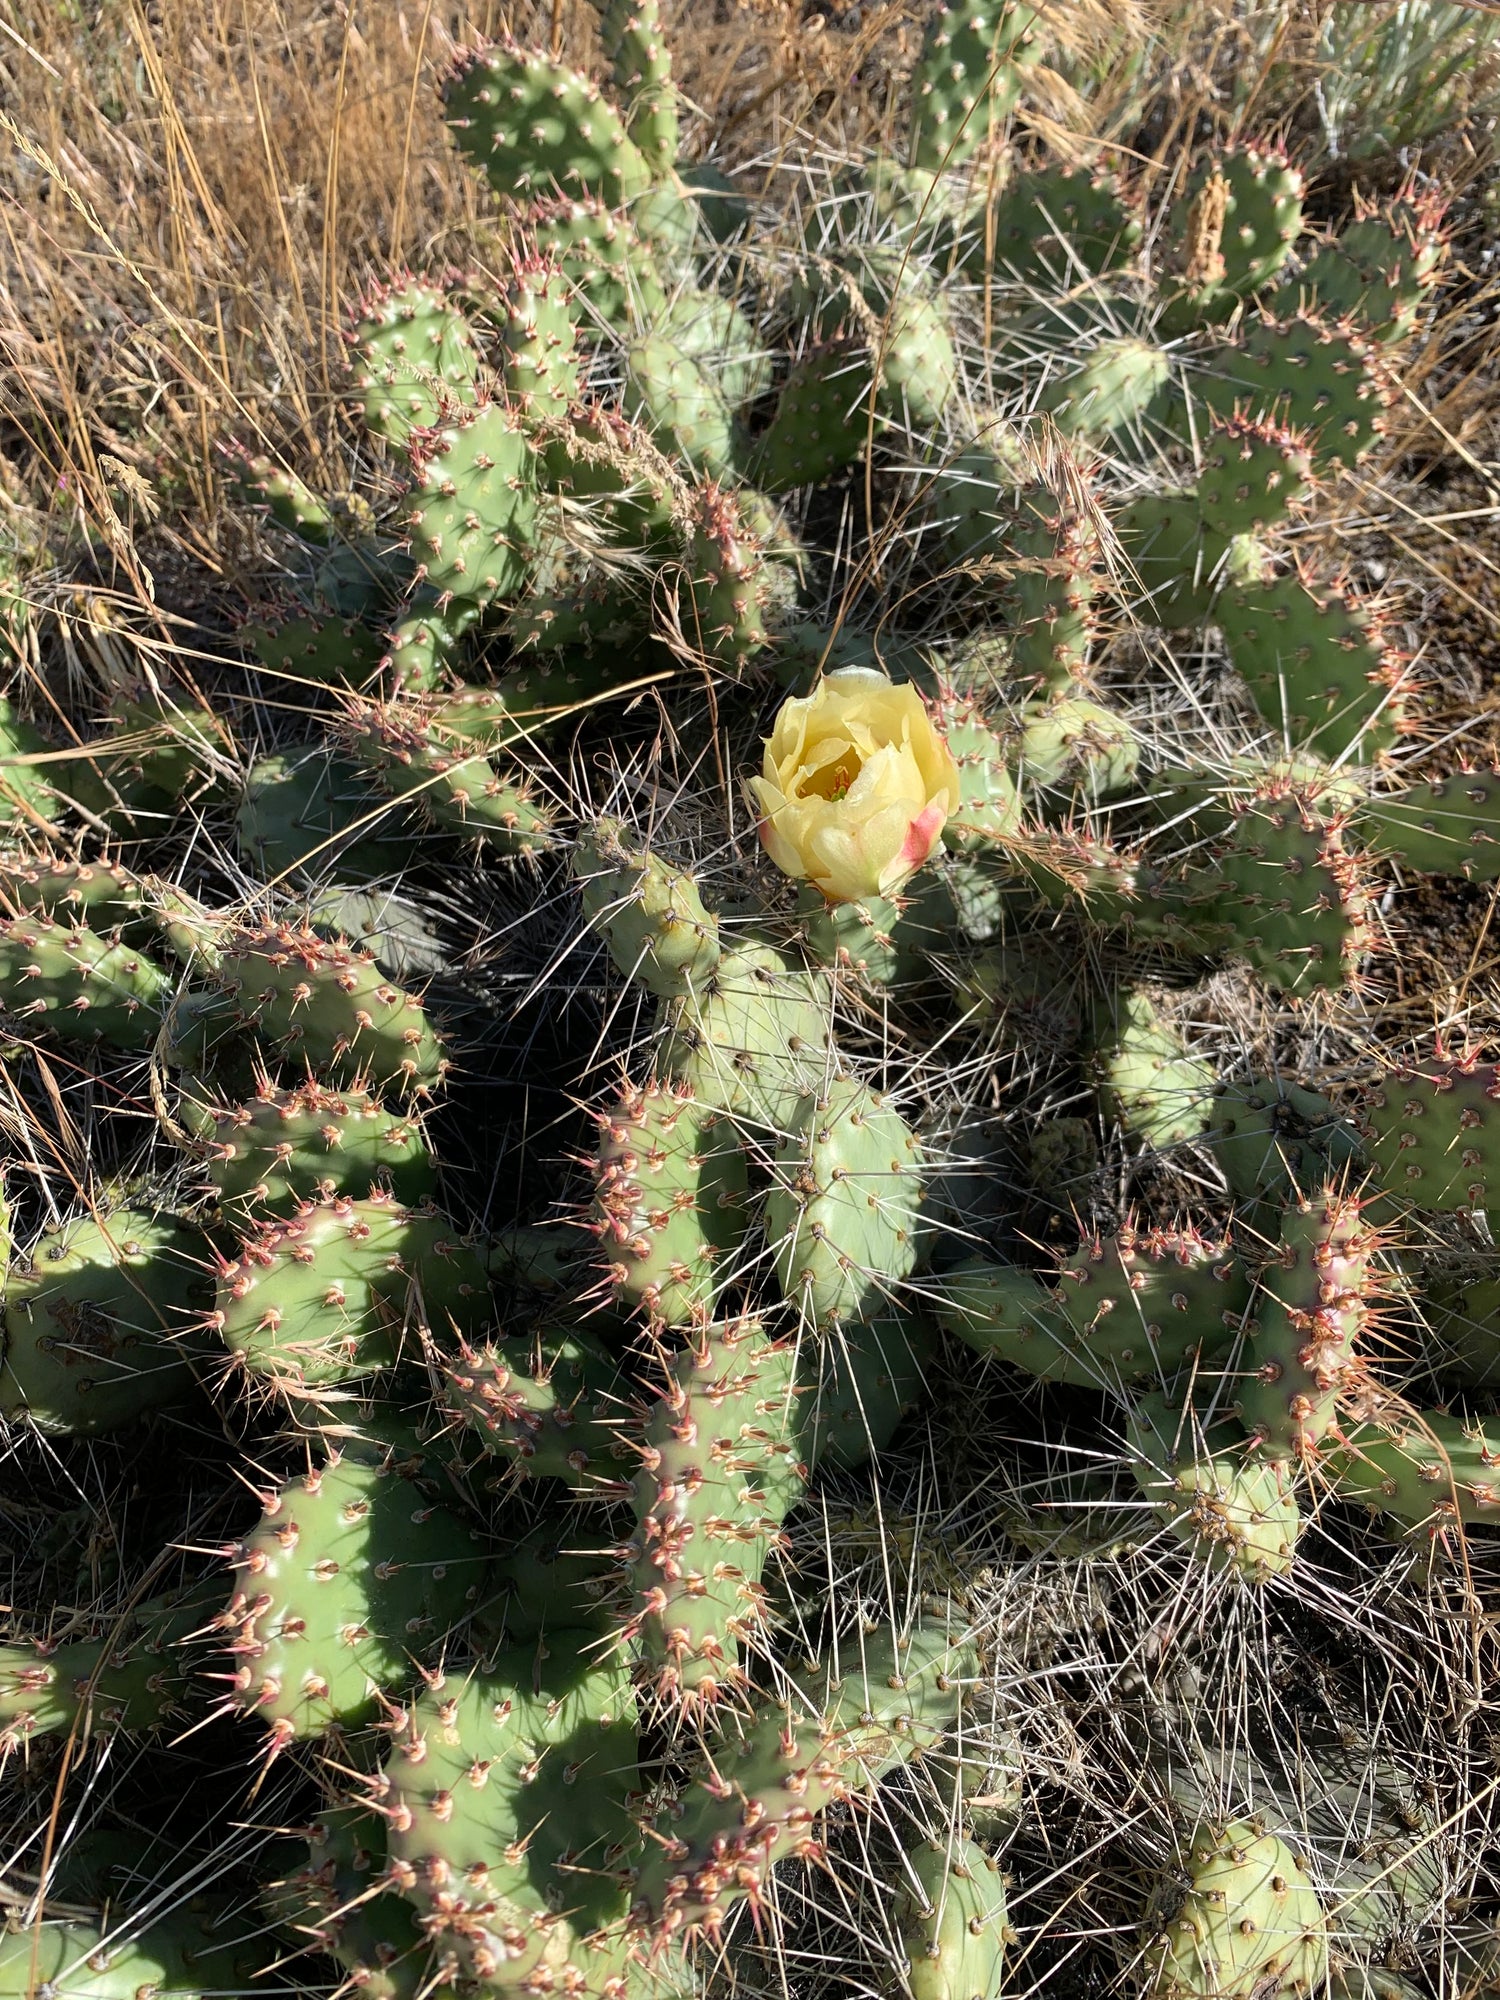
<box><xmin>0</xmin><ymin>1906</ymin><xmax>281</xmax><ymax>2000</ymax></box>
<box><xmin>592</xmin><ymin>1077</ymin><xmax>747</xmax><ymax>1326</ymax></box>
<box><xmin>896</xmin><ymin>1834</ymin><xmax>1009</xmax><ymax>2000</ymax></box>
<box><xmin>1357</xmin><ymin>768</ymin><xmax>1500</xmax><ymax>879</ymax></box>
<box><xmin>768</xmin><ymin>1078</ymin><xmax>924</xmax><ymax>1323</ymax></box>
<box><xmin>534</xmin><ymin>399</ymin><xmax>682</xmax><ymax>546</ymax></box>
<box><xmin>494</xmin><ymin>252</ymin><xmax>581</xmax><ymax>420</ymax></box>
<box><xmin>682</xmin><ymin>482</ymin><xmax>771</xmax><ymax>665</ymax></box>
<box><xmin>401</xmin><ymin>399</ymin><xmax>539</xmax><ymax>608</ymax></box>
<box><xmin>215</xmin><ymin>923</ymin><xmax>447</xmax><ymax>1093</ymax></box>
<box><xmin>1197</xmin><ymin>413</ymin><xmax>1314</xmax><ymax>537</ymax></box>
<box><xmin>1018</xmin><ymin>692</ymin><xmax>1140</xmax><ymax>797</ymax></box>
<box><xmin>933</xmin><ymin>1223</ymin><xmax>1247</xmax><ymax>1387</ymax></box>
<box><xmin>223</xmin><ymin>445</ymin><xmax>334</xmax><ymax>543</ymax></box>
<box><xmin>1092</xmin><ymin>991</ymin><xmax>1216</xmax><ymax>1150</ymax></box>
<box><xmin>184</xmin><ymin>1079</ymin><xmax>435</xmax><ymax>1215</ymax></box>
<box><xmin>596</xmin><ymin>0</ymin><xmax>679</xmax><ymax>173</ymax></box>
<box><xmin>1171</xmin><ymin>145</ymin><xmax>1305</xmax><ymax>305</ymax></box>
<box><xmin>1236</xmin><ymin>1190</ymin><xmax>1376</xmax><ymax>1459</ymax></box>
<box><xmin>1206</xmin><ymin>1075</ymin><xmax>1360</xmax><ymax>1203</ymax></box>
<box><xmin>444</xmin><ymin>40</ymin><xmax>652</xmax><ymax>208</ymax></box>
<box><xmin>936</xmin><ymin>695</ymin><xmax>1025</xmax><ymax>848</ymax></box>
<box><xmin>222</xmin><ymin>1444</ymin><xmax>484</xmax><ymax>1749</ymax></box>
<box><xmin>1037</xmin><ymin>333</ymin><xmax>1171</xmax><ymax>440</ymax></box>
<box><xmin>1219</xmin><ymin>569</ymin><xmax>1403</xmax><ymax>759</ymax></box>
<box><xmin>1355</xmin><ymin>1056</ymin><xmax>1500</xmax><ymax>1212</ymax></box>
<box><xmin>213</xmin><ymin>1192</ymin><xmax>489</xmax><ymax>1389</ymax></box>
<box><xmin>629</xmin><ymin>1617</ymin><xmax>977</xmax><ymax>1943</ymax></box>
<box><xmin>660</xmin><ymin>284</ymin><xmax>770</xmax><ymax>410</ymax></box>
<box><xmin>797</xmin><ymin>885</ymin><xmax>909</xmax><ymax>984</ymax></box>
<box><xmin>245</xmin><ymin>605</ymin><xmax>387</xmax><ymax>692</ymax></box>
<box><xmin>0</xmin><ymin>911</ymin><xmax>172</xmax><ymax>1053</ymax></box>
<box><xmin>1292</xmin><ymin>193</ymin><xmax>1448</xmax><ymax>346</ymax></box>
<box><xmin>1328</xmin><ymin>1411</ymin><xmax>1500</xmax><ymax>1535</ymax></box>
<box><xmin>1115</xmin><ymin>492</ymin><xmax>1250</xmax><ymax>629</ymax></box>
<box><xmin>1192</xmin><ymin>786</ymin><xmax>1371</xmax><ymax>995</ymax></box>
<box><xmin>378</xmin><ymin>1631</ymin><xmax>643</xmax><ymax>1990</ymax></box>
<box><xmin>973</xmin><ymin>160</ymin><xmax>1141</xmax><ymax>285</ymax></box>
<box><xmin>0</xmin><ymin>1586</ymin><xmax>212</xmax><ymax>1755</ymax></box>
<box><xmin>909</xmin><ymin>0</ymin><xmax>1046</xmax><ymax>173</ymax></box>
<box><xmin>347</xmin><ymin>276</ymin><xmax>481</xmax><ymax>445</ymax></box>
<box><xmin>1144</xmin><ymin>1819</ymin><xmax>1326</xmax><ymax>2000</ymax></box>
<box><xmin>348</xmin><ymin>705</ymin><xmax>556</xmax><ymax>856</ymax></box>
<box><xmin>623</xmin><ymin>1318</ymin><xmax>805</xmax><ymax>1708</ymax></box>
<box><xmin>263</xmin><ymin>1804</ymin><xmax>449</xmax><ymax>2000</ymax></box>
<box><xmin>0</xmin><ymin>854</ymin><xmax>143</xmax><ymax>927</ymax></box>
<box><xmin>799</xmin><ymin>1305</ymin><xmax>935</xmax><ymax>1471</ymax></box>
<box><xmin>1197</xmin><ymin>314</ymin><xmax>1388</xmax><ymax>470</ymax></box>
<box><xmin>438</xmin><ymin>1326</ymin><xmax>629</xmax><ymax>1490</ymax></box>
<box><xmin>754</xmin><ymin>346</ymin><xmax>872</xmax><ymax>493</ymax></box>
<box><xmin>1126</xmin><ymin>1391</ymin><xmax>1301</xmax><ymax>1582</ymax></box>
<box><xmin>237</xmin><ymin>746</ymin><xmax>411</xmax><ymax>885</ymax></box>
<box><xmin>575</xmin><ymin>820</ymin><xmax>721</xmax><ymax>998</ymax></box>
<box><xmin>1</xmin><ymin>1207</ymin><xmax>208</xmax><ymax>1435</ymax></box>
<box><xmin>526</xmin><ymin>192</ymin><xmax>668</xmax><ymax>326</ymax></box>
<box><xmin>385</xmin><ymin>594</ymin><xmax>481</xmax><ymax>691</ymax></box>
<box><xmin>625</xmin><ymin>332</ymin><xmax>738</xmax><ymax>478</ymax></box>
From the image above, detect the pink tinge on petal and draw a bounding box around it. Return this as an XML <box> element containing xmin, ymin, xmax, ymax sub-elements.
<box><xmin>895</xmin><ymin>799</ymin><xmax>947</xmax><ymax>874</ymax></box>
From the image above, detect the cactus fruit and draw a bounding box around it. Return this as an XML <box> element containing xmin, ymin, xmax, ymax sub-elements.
<box><xmin>438</xmin><ymin>1326</ymin><xmax>628</xmax><ymax>1490</ymax></box>
<box><xmin>212</xmin><ymin>1193</ymin><xmax>489</xmax><ymax>1391</ymax></box>
<box><xmin>1126</xmin><ymin>1391</ymin><xmax>1301</xmax><ymax>1582</ymax></box>
<box><xmin>1218</xmin><ymin>569</ymin><xmax>1403</xmax><ymax>760</ymax></box>
<box><xmin>908</xmin><ymin>0</ymin><xmax>1046</xmax><ymax>173</ymax></box>
<box><xmin>628</xmin><ymin>1615</ymin><xmax>977</xmax><ymax>1943</ymax></box>
<box><xmin>0</xmin><ymin>1586</ymin><xmax>213</xmax><ymax>1754</ymax></box>
<box><xmin>1355</xmin><ymin>1056</ymin><xmax>1500</xmax><ymax>1212</ymax></box>
<box><xmin>218</xmin><ymin>1444</ymin><xmax>484</xmax><ymax>1751</ymax></box>
<box><xmin>591</xmin><ymin>1078</ymin><xmax>747</xmax><ymax>1326</ymax></box>
<box><xmin>1</xmin><ymin>1209</ymin><xmax>209</xmax><ymax>1434</ymax></box>
<box><xmin>0</xmin><ymin>911</ymin><xmax>172</xmax><ymax>1052</ymax></box>
<box><xmin>657</xmin><ymin>942</ymin><xmax>833</xmax><ymax>1132</ymax></box>
<box><xmin>1235</xmin><ymin>1191</ymin><xmax>1377</xmax><ymax>1460</ymax></box>
<box><xmin>933</xmin><ymin>1224</ymin><xmax>1247</xmax><ymax>1387</ymax></box>
<box><xmin>767</xmin><ymin>1079</ymin><xmax>925</xmax><ymax>1323</ymax></box>
<box><xmin>1328</xmin><ymin>1412</ymin><xmax>1500</xmax><ymax>1536</ymax></box>
<box><xmin>374</xmin><ymin>1630</ymin><xmax>643</xmax><ymax>1991</ymax></box>
<box><xmin>1092</xmin><ymin>992</ymin><xmax>1216</xmax><ymax>1151</ymax></box>
<box><xmin>575</xmin><ymin>822</ymin><xmax>721</xmax><ymax>997</ymax></box>
<box><xmin>895</xmin><ymin>1834</ymin><xmax>1010</xmax><ymax>2000</ymax></box>
<box><xmin>215</xmin><ymin>924</ymin><xmax>447</xmax><ymax>1093</ymax></box>
<box><xmin>622</xmin><ymin>1318</ymin><xmax>805</xmax><ymax>1708</ymax></box>
<box><xmin>1144</xmin><ymin>1819</ymin><xmax>1326</xmax><ymax>2000</ymax></box>
<box><xmin>184</xmin><ymin>1080</ymin><xmax>435</xmax><ymax>1215</ymax></box>
<box><xmin>1018</xmin><ymin>692</ymin><xmax>1139</xmax><ymax>798</ymax></box>
<box><xmin>797</xmin><ymin>885</ymin><xmax>909</xmax><ymax>983</ymax></box>
<box><xmin>347</xmin><ymin>276</ymin><xmax>481</xmax><ymax>445</ymax></box>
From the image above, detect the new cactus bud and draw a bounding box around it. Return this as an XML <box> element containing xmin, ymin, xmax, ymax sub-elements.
<box><xmin>1091</xmin><ymin>991</ymin><xmax>1216</xmax><ymax>1151</ymax></box>
<box><xmin>494</xmin><ymin>251</ymin><xmax>581</xmax><ymax>420</ymax></box>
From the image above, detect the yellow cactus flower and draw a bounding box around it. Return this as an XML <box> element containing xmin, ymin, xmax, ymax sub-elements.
<box><xmin>749</xmin><ymin>668</ymin><xmax>960</xmax><ymax>904</ymax></box>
